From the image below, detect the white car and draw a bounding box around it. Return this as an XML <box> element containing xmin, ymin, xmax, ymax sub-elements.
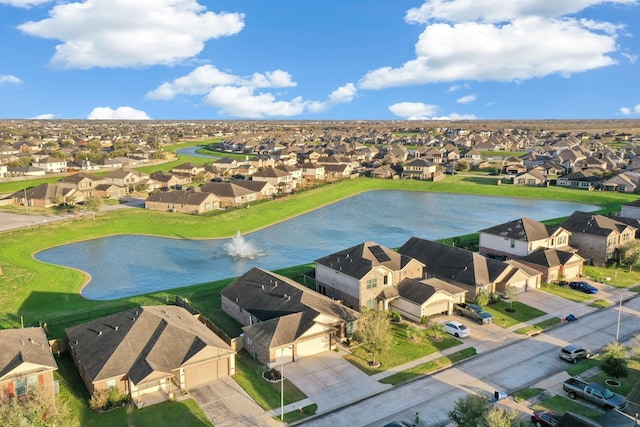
<box><xmin>442</xmin><ymin>320</ymin><xmax>470</xmax><ymax>338</ymax></box>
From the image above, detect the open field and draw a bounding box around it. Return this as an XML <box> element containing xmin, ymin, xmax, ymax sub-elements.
<box><xmin>0</xmin><ymin>177</ymin><xmax>637</xmax><ymax>322</ymax></box>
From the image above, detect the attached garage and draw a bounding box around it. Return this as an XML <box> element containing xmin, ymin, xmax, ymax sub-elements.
<box><xmin>296</xmin><ymin>334</ymin><xmax>330</xmax><ymax>359</ymax></box>
<box><xmin>184</xmin><ymin>357</ymin><xmax>230</xmax><ymax>389</ymax></box>
<box><xmin>423</xmin><ymin>298</ymin><xmax>451</xmax><ymax>317</ymax></box>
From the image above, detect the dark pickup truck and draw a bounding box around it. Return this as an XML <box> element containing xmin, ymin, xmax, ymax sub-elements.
<box><xmin>455</xmin><ymin>303</ymin><xmax>493</xmax><ymax>324</ymax></box>
<box><xmin>562</xmin><ymin>378</ymin><xmax>628</xmax><ymax>411</ymax></box>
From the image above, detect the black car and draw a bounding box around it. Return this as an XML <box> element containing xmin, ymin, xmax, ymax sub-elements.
<box><xmin>569</xmin><ymin>281</ymin><xmax>598</xmax><ymax>294</ymax></box>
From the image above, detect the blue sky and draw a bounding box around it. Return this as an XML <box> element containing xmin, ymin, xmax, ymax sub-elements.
<box><xmin>1</xmin><ymin>0</ymin><xmax>639</xmax><ymax>121</ymax></box>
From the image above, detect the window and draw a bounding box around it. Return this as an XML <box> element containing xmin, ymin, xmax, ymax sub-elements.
<box><xmin>510</xmin><ymin>239</ymin><xmax>515</xmax><ymax>248</ymax></box>
<box><xmin>107</xmin><ymin>379</ymin><xmax>117</xmax><ymax>390</ymax></box>
<box><xmin>365</xmin><ymin>299</ymin><xmax>376</xmax><ymax>310</ymax></box>
<box><xmin>366</xmin><ymin>278</ymin><xmax>377</xmax><ymax>289</ymax></box>
<box><xmin>13</xmin><ymin>375</ymin><xmax>38</xmax><ymax>396</ymax></box>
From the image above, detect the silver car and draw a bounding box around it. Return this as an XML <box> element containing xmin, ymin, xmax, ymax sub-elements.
<box><xmin>559</xmin><ymin>344</ymin><xmax>591</xmax><ymax>363</ymax></box>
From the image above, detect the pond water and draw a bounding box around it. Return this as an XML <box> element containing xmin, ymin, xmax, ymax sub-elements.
<box><xmin>35</xmin><ymin>190</ymin><xmax>598</xmax><ymax>300</ymax></box>
<box><xmin>174</xmin><ymin>145</ymin><xmax>217</xmax><ymax>158</ymax></box>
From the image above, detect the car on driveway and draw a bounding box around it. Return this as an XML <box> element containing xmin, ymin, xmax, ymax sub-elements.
<box><xmin>569</xmin><ymin>281</ymin><xmax>598</xmax><ymax>294</ymax></box>
<box><xmin>530</xmin><ymin>410</ymin><xmax>561</xmax><ymax>427</ymax></box>
<box><xmin>559</xmin><ymin>344</ymin><xmax>591</xmax><ymax>363</ymax></box>
<box><xmin>442</xmin><ymin>320</ymin><xmax>470</xmax><ymax>338</ymax></box>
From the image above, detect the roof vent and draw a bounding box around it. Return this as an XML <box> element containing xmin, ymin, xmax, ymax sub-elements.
<box><xmin>283</xmin><ymin>293</ymin><xmax>288</xmax><ymax>299</ymax></box>
<box><xmin>98</xmin><ymin>330</ymin><xmax>103</xmax><ymax>336</ymax></box>
<box><xmin>261</xmin><ymin>285</ymin><xmax>265</xmax><ymax>291</ymax></box>
<box><xmin>274</xmin><ymin>281</ymin><xmax>278</xmax><ymax>287</ymax></box>
<box><xmin>114</xmin><ymin>325</ymin><xmax>119</xmax><ymax>331</ymax></box>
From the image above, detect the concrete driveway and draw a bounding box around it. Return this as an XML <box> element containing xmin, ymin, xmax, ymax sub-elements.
<box><xmin>189</xmin><ymin>377</ymin><xmax>281</xmax><ymax>427</ymax></box>
<box><xmin>283</xmin><ymin>347</ymin><xmax>391</xmax><ymax>414</ymax></box>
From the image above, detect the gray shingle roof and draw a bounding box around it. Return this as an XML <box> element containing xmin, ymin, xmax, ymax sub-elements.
<box><xmin>0</xmin><ymin>327</ymin><xmax>57</xmax><ymax>381</ymax></box>
<box><xmin>562</xmin><ymin>211</ymin><xmax>634</xmax><ymax>237</ymax></box>
<box><xmin>479</xmin><ymin>217</ymin><xmax>558</xmax><ymax>242</ymax></box>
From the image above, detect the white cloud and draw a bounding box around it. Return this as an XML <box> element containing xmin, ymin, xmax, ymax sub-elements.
<box><xmin>360</xmin><ymin>17</ymin><xmax>618</xmax><ymax>89</ymax></box>
<box><xmin>0</xmin><ymin>74</ymin><xmax>22</xmax><ymax>85</ymax></box>
<box><xmin>447</xmin><ymin>83</ymin><xmax>469</xmax><ymax>92</ymax></box>
<box><xmin>203</xmin><ymin>86</ymin><xmax>307</xmax><ymax>118</ymax></box>
<box><xmin>307</xmin><ymin>83</ymin><xmax>358</xmax><ymax>113</ymax></box>
<box><xmin>456</xmin><ymin>94</ymin><xmax>476</xmax><ymax>104</ymax></box>
<box><xmin>388</xmin><ymin>102</ymin><xmax>439</xmax><ymax>120</ymax></box>
<box><xmin>87</xmin><ymin>106</ymin><xmax>151</xmax><ymax>120</ymax></box>
<box><xmin>432</xmin><ymin>112</ymin><xmax>478</xmax><ymax>120</ymax></box>
<box><xmin>146</xmin><ymin>65</ymin><xmax>296</xmax><ymax>100</ymax></box>
<box><xmin>621</xmin><ymin>53</ymin><xmax>638</xmax><ymax>64</ymax></box>
<box><xmin>0</xmin><ymin>0</ymin><xmax>51</xmax><ymax>7</ymax></box>
<box><xmin>404</xmin><ymin>0</ymin><xmax>636</xmax><ymax>24</ymax></box>
<box><xmin>31</xmin><ymin>114</ymin><xmax>55</xmax><ymax>119</ymax></box>
<box><xmin>18</xmin><ymin>0</ymin><xmax>245</xmax><ymax>69</ymax></box>
<box><xmin>619</xmin><ymin>105</ymin><xmax>640</xmax><ymax>115</ymax></box>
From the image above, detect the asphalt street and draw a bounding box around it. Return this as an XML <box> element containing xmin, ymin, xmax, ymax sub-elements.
<box><xmin>299</xmin><ymin>295</ymin><xmax>640</xmax><ymax>427</ymax></box>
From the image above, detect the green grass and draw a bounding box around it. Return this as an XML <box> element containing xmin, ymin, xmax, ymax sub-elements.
<box><xmin>532</xmin><ymin>395</ymin><xmax>604</xmax><ymax>419</ymax></box>
<box><xmin>584</xmin><ymin>265</ymin><xmax>640</xmax><ymax>288</ymax></box>
<box><xmin>566</xmin><ymin>357</ymin><xmax>602</xmax><ymax>377</ymax></box>
<box><xmin>586</xmin><ymin>358</ymin><xmax>640</xmax><ymax>396</ymax></box>
<box><xmin>378</xmin><ymin>347</ymin><xmax>476</xmax><ymax>385</ymax></box>
<box><xmin>232</xmin><ymin>350</ymin><xmax>306</xmax><ymax>411</ymax></box>
<box><xmin>277</xmin><ymin>404</ymin><xmax>318</xmax><ymax>424</ymax></box>
<box><xmin>513</xmin><ymin>387</ymin><xmax>544</xmax><ymax>403</ymax></box>
<box><xmin>344</xmin><ymin>323</ymin><xmax>462</xmax><ymax>375</ymax></box>
<box><xmin>514</xmin><ymin>316</ymin><xmax>561</xmax><ymax>335</ymax></box>
<box><xmin>54</xmin><ymin>352</ymin><xmax>213</xmax><ymax>427</ymax></box>
<box><xmin>482</xmin><ymin>301</ymin><xmax>546</xmax><ymax>328</ymax></box>
<box><xmin>540</xmin><ymin>283</ymin><xmax>595</xmax><ymax>303</ymax></box>
<box><xmin>588</xmin><ymin>299</ymin><xmax>612</xmax><ymax>308</ymax></box>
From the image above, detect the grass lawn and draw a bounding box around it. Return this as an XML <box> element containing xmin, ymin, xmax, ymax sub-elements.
<box><xmin>540</xmin><ymin>283</ymin><xmax>595</xmax><ymax>303</ymax></box>
<box><xmin>233</xmin><ymin>350</ymin><xmax>307</xmax><ymax>411</ymax></box>
<box><xmin>278</xmin><ymin>404</ymin><xmax>318</xmax><ymax>424</ymax></box>
<box><xmin>344</xmin><ymin>322</ymin><xmax>462</xmax><ymax>375</ymax></box>
<box><xmin>586</xmin><ymin>358</ymin><xmax>640</xmax><ymax>397</ymax></box>
<box><xmin>513</xmin><ymin>387</ymin><xmax>544</xmax><ymax>403</ymax></box>
<box><xmin>532</xmin><ymin>395</ymin><xmax>603</xmax><ymax>419</ymax></box>
<box><xmin>482</xmin><ymin>301</ymin><xmax>546</xmax><ymax>328</ymax></box>
<box><xmin>55</xmin><ymin>353</ymin><xmax>213</xmax><ymax>427</ymax></box>
<box><xmin>588</xmin><ymin>299</ymin><xmax>612</xmax><ymax>308</ymax></box>
<box><xmin>379</xmin><ymin>347</ymin><xmax>476</xmax><ymax>385</ymax></box>
<box><xmin>584</xmin><ymin>265</ymin><xmax>640</xmax><ymax>288</ymax></box>
<box><xmin>514</xmin><ymin>316</ymin><xmax>561</xmax><ymax>335</ymax></box>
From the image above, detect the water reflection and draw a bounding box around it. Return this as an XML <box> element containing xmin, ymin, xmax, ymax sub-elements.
<box><xmin>35</xmin><ymin>190</ymin><xmax>598</xmax><ymax>300</ymax></box>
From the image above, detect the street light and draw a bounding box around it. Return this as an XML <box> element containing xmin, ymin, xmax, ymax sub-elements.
<box><xmin>280</xmin><ymin>345</ymin><xmax>293</xmax><ymax>422</ymax></box>
<box><xmin>20</xmin><ymin>187</ymin><xmax>28</xmax><ymax>213</ymax></box>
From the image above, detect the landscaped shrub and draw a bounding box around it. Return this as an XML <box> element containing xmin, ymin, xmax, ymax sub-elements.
<box><xmin>420</xmin><ymin>315</ymin><xmax>429</xmax><ymax>325</ymax></box>
<box><xmin>89</xmin><ymin>388</ymin><xmax>131</xmax><ymax>411</ymax></box>
<box><xmin>405</xmin><ymin>325</ymin><xmax>422</xmax><ymax>343</ymax></box>
<box><xmin>489</xmin><ymin>293</ymin><xmax>501</xmax><ymax>304</ymax></box>
<box><xmin>388</xmin><ymin>311</ymin><xmax>402</xmax><ymax>322</ymax></box>
<box><xmin>601</xmin><ymin>341</ymin><xmax>629</xmax><ymax>378</ymax></box>
<box><xmin>474</xmin><ymin>292</ymin><xmax>489</xmax><ymax>307</ymax></box>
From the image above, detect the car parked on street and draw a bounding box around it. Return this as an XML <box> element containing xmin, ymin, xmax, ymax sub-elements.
<box><xmin>569</xmin><ymin>281</ymin><xmax>598</xmax><ymax>294</ymax></box>
<box><xmin>559</xmin><ymin>344</ymin><xmax>591</xmax><ymax>363</ymax></box>
<box><xmin>530</xmin><ymin>410</ymin><xmax>561</xmax><ymax>427</ymax></box>
<box><xmin>442</xmin><ymin>320</ymin><xmax>470</xmax><ymax>338</ymax></box>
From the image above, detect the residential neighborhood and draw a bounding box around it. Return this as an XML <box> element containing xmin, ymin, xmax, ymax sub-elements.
<box><xmin>1</xmin><ymin>119</ymin><xmax>640</xmax><ymax>426</ymax></box>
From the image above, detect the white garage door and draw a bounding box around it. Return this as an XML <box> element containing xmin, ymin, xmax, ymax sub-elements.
<box><xmin>296</xmin><ymin>335</ymin><xmax>330</xmax><ymax>359</ymax></box>
<box><xmin>509</xmin><ymin>280</ymin><xmax>527</xmax><ymax>293</ymax></box>
<box><xmin>425</xmin><ymin>299</ymin><xmax>450</xmax><ymax>316</ymax></box>
<box><xmin>274</xmin><ymin>346</ymin><xmax>294</xmax><ymax>366</ymax></box>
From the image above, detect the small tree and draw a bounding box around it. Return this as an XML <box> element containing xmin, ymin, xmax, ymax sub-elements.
<box><xmin>429</xmin><ymin>322</ymin><xmax>445</xmax><ymax>341</ymax></box>
<box><xmin>353</xmin><ymin>309</ymin><xmax>393</xmax><ymax>367</ymax></box>
<box><xmin>0</xmin><ymin>385</ymin><xmax>76</xmax><ymax>427</ymax></box>
<box><xmin>601</xmin><ymin>341</ymin><xmax>629</xmax><ymax>378</ymax></box>
<box><xmin>406</xmin><ymin>324</ymin><xmax>422</xmax><ymax>343</ymax></box>
<box><xmin>503</xmin><ymin>284</ymin><xmax>517</xmax><ymax>312</ymax></box>
<box><xmin>83</xmin><ymin>196</ymin><xmax>102</xmax><ymax>221</ymax></box>
<box><xmin>620</xmin><ymin>240</ymin><xmax>640</xmax><ymax>271</ymax></box>
<box><xmin>475</xmin><ymin>292</ymin><xmax>489</xmax><ymax>307</ymax></box>
<box><xmin>483</xmin><ymin>407</ymin><xmax>522</xmax><ymax>427</ymax></box>
<box><xmin>448</xmin><ymin>393</ymin><xmax>491</xmax><ymax>427</ymax></box>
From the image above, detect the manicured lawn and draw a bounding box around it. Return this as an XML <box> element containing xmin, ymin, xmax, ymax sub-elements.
<box><xmin>588</xmin><ymin>299</ymin><xmax>612</xmax><ymax>308</ymax></box>
<box><xmin>482</xmin><ymin>301</ymin><xmax>546</xmax><ymax>328</ymax></box>
<box><xmin>513</xmin><ymin>387</ymin><xmax>544</xmax><ymax>403</ymax></box>
<box><xmin>586</xmin><ymin>358</ymin><xmax>640</xmax><ymax>396</ymax></box>
<box><xmin>344</xmin><ymin>322</ymin><xmax>462</xmax><ymax>375</ymax></box>
<box><xmin>279</xmin><ymin>404</ymin><xmax>318</xmax><ymax>424</ymax></box>
<box><xmin>233</xmin><ymin>350</ymin><xmax>307</xmax><ymax>411</ymax></box>
<box><xmin>532</xmin><ymin>395</ymin><xmax>603</xmax><ymax>419</ymax></box>
<box><xmin>584</xmin><ymin>265</ymin><xmax>640</xmax><ymax>288</ymax></box>
<box><xmin>540</xmin><ymin>283</ymin><xmax>595</xmax><ymax>303</ymax></box>
<box><xmin>54</xmin><ymin>353</ymin><xmax>213</xmax><ymax>427</ymax></box>
<box><xmin>379</xmin><ymin>347</ymin><xmax>476</xmax><ymax>385</ymax></box>
<box><xmin>514</xmin><ymin>316</ymin><xmax>561</xmax><ymax>335</ymax></box>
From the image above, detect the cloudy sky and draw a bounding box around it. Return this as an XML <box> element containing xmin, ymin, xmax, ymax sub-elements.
<box><xmin>1</xmin><ymin>0</ymin><xmax>639</xmax><ymax>120</ymax></box>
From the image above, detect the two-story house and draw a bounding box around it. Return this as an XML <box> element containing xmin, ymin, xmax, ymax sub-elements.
<box><xmin>401</xmin><ymin>158</ymin><xmax>437</xmax><ymax>180</ymax></box>
<box><xmin>314</xmin><ymin>242</ymin><xmax>424</xmax><ymax>311</ymax></box>
<box><xmin>561</xmin><ymin>211</ymin><xmax>637</xmax><ymax>265</ymax></box>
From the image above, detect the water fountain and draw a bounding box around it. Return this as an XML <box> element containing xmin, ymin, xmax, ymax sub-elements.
<box><xmin>222</xmin><ymin>231</ymin><xmax>265</xmax><ymax>260</ymax></box>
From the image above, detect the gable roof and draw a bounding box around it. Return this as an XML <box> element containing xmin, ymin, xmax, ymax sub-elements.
<box><xmin>65</xmin><ymin>306</ymin><xmax>233</xmax><ymax>384</ymax></box>
<box><xmin>198</xmin><ymin>182</ymin><xmax>255</xmax><ymax>198</ymax></box>
<box><xmin>221</xmin><ymin>267</ymin><xmax>358</xmax><ymax>324</ymax></box>
<box><xmin>0</xmin><ymin>327</ymin><xmax>58</xmax><ymax>381</ymax></box>
<box><xmin>396</xmin><ymin>277</ymin><xmax>466</xmax><ymax>304</ymax></box>
<box><xmin>562</xmin><ymin>211</ymin><xmax>635</xmax><ymax>237</ymax></box>
<box><xmin>146</xmin><ymin>190</ymin><xmax>218</xmax><ymax>205</ymax></box>
<box><xmin>519</xmin><ymin>248</ymin><xmax>583</xmax><ymax>268</ymax></box>
<box><xmin>398</xmin><ymin>237</ymin><xmax>510</xmax><ymax>288</ymax></box>
<box><xmin>315</xmin><ymin>241</ymin><xmax>420</xmax><ymax>280</ymax></box>
<box><xmin>479</xmin><ymin>217</ymin><xmax>560</xmax><ymax>242</ymax></box>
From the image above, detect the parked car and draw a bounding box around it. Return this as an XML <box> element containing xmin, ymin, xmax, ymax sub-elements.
<box><xmin>569</xmin><ymin>281</ymin><xmax>598</xmax><ymax>294</ymax></box>
<box><xmin>442</xmin><ymin>321</ymin><xmax>470</xmax><ymax>338</ymax></box>
<box><xmin>455</xmin><ymin>302</ymin><xmax>493</xmax><ymax>324</ymax></box>
<box><xmin>562</xmin><ymin>378</ymin><xmax>628</xmax><ymax>411</ymax></box>
<box><xmin>530</xmin><ymin>410</ymin><xmax>561</xmax><ymax>427</ymax></box>
<box><xmin>559</xmin><ymin>344</ymin><xmax>591</xmax><ymax>364</ymax></box>
<box><xmin>383</xmin><ymin>422</ymin><xmax>410</xmax><ymax>427</ymax></box>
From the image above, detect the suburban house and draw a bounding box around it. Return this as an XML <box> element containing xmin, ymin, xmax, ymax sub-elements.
<box><xmin>93</xmin><ymin>183</ymin><xmax>127</xmax><ymax>199</ymax></box>
<box><xmin>516</xmin><ymin>249</ymin><xmax>586</xmax><ymax>282</ymax></box>
<box><xmin>145</xmin><ymin>190</ymin><xmax>220</xmax><ymax>214</ymax></box>
<box><xmin>0</xmin><ymin>327</ymin><xmax>58</xmax><ymax>402</ymax></box>
<box><xmin>251</xmin><ymin>167</ymin><xmax>296</xmax><ymax>192</ymax></box>
<box><xmin>398</xmin><ymin>237</ymin><xmax>541</xmax><ymax>298</ymax></box>
<box><xmin>389</xmin><ymin>277</ymin><xmax>467</xmax><ymax>322</ymax></box>
<box><xmin>556</xmin><ymin>170</ymin><xmax>603</xmax><ymax>190</ymax></box>
<box><xmin>602</xmin><ymin>171</ymin><xmax>640</xmax><ymax>193</ymax></box>
<box><xmin>314</xmin><ymin>241</ymin><xmax>425</xmax><ymax>311</ymax></box>
<box><xmin>30</xmin><ymin>156</ymin><xmax>67</xmax><ymax>173</ymax></box>
<box><xmin>561</xmin><ymin>211</ymin><xmax>637</xmax><ymax>265</ymax></box>
<box><xmin>401</xmin><ymin>158</ymin><xmax>437</xmax><ymax>180</ymax></box>
<box><xmin>197</xmin><ymin>182</ymin><xmax>258</xmax><ymax>208</ymax></box>
<box><xmin>103</xmin><ymin>168</ymin><xmax>155</xmax><ymax>192</ymax></box>
<box><xmin>232</xmin><ymin>179</ymin><xmax>278</xmax><ymax>199</ymax></box>
<box><xmin>65</xmin><ymin>306</ymin><xmax>235</xmax><ymax>404</ymax></box>
<box><xmin>11</xmin><ymin>183</ymin><xmax>81</xmax><ymax>208</ymax></box>
<box><xmin>220</xmin><ymin>267</ymin><xmax>359</xmax><ymax>367</ymax></box>
<box><xmin>301</xmin><ymin>162</ymin><xmax>326</xmax><ymax>182</ymax></box>
<box><xmin>149</xmin><ymin>171</ymin><xmax>188</xmax><ymax>190</ymax></box>
<box><xmin>620</xmin><ymin>199</ymin><xmax>640</xmax><ymax>219</ymax></box>
<box><xmin>478</xmin><ymin>217</ymin><xmax>573</xmax><ymax>259</ymax></box>
<box><xmin>57</xmin><ymin>172</ymin><xmax>103</xmax><ymax>197</ymax></box>
<box><xmin>512</xmin><ymin>169</ymin><xmax>547</xmax><ymax>186</ymax></box>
